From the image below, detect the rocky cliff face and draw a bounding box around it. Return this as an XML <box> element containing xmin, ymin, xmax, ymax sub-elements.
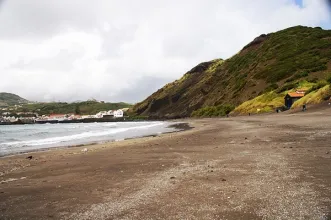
<box><xmin>131</xmin><ymin>26</ymin><xmax>331</xmax><ymax>118</ymax></box>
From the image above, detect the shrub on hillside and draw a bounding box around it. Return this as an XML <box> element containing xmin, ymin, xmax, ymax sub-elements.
<box><xmin>276</xmin><ymin>82</ymin><xmax>298</xmax><ymax>93</ymax></box>
<box><xmin>308</xmin><ymin>77</ymin><xmax>319</xmax><ymax>83</ymax></box>
<box><xmin>306</xmin><ymin>80</ymin><xmax>328</xmax><ymax>94</ymax></box>
<box><xmin>327</xmin><ymin>73</ymin><xmax>331</xmax><ymax>84</ymax></box>
<box><xmin>191</xmin><ymin>104</ymin><xmax>235</xmax><ymax>117</ymax></box>
<box><xmin>264</xmin><ymin>83</ymin><xmax>279</xmax><ymax>92</ymax></box>
<box><xmin>285</xmin><ymin>71</ymin><xmax>309</xmax><ymax>83</ymax></box>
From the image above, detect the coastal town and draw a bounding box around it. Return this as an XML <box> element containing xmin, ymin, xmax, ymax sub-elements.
<box><xmin>0</xmin><ymin>108</ymin><xmax>128</xmax><ymax>124</ymax></box>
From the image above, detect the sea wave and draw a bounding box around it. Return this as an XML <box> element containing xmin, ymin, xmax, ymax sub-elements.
<box><xmin>1</xmin><ymin>122</ymin><xmax>164</xmax><ymax>147</ymax></box>
<box><xmin>27</xmin><ymin>131</ymin><xmax>50</xmax><ymax>136</ymax></box>
<box><xmin>101</xmin><ymin>122</ymin><xmax>118</xmax><ymax>127</ymax></box>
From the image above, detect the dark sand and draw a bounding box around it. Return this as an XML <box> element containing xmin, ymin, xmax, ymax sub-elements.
<box><xmin>1</xmin><ymin>109</ymin><xmax>331</xmax><ymax>219</ymax></box>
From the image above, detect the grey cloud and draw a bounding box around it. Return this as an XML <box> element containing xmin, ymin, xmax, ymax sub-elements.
<box><xmin>8</xmin><ymin>48</ymin><xmax>84</xmax><ymax>71</ymax></box>
<box><xmin>327</xmin><ymin>0</ymin><xmax>331</xmax><ymax>9</ymax></box>
<box><xmin>24</xmin><ymin>76</ymin><xmax>174</xmax><ymax>104</ymax></box>
<box><xmin>97</xmin><ymin>76</ymin><xmax>174</xmax><ymax>104</ymax></box>
<box><xmin>0</xmin><ymin>0</ymin><xmax>99</xmax><ymax>40</ymax></box>
<box><xmin>99</xmin><ymin>24</ymin><xmax>138</xmax><ymax>58</ymax></box>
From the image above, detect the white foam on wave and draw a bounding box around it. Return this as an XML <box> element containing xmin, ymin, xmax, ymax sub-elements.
<box><xmin>101</xmin><ymin>122</ymin><xmax>118</xmax><ymax>127</ymax></box>
<box><xmin>1</xmin><ymin>122</ymin><xmax>164</xmax><ymax>147</ymax></box>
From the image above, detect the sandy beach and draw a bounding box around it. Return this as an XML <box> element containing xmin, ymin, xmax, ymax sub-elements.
<box><xmin>1</xmin><ymin>108</ymin><xmax>331</xmax><ymax>220</ymax></box>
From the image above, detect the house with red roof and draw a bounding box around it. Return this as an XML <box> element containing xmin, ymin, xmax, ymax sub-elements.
<box><xmin>285</xmin><ymin>90</ymin><xmax>305</xmax><ymax>108</ymax></box>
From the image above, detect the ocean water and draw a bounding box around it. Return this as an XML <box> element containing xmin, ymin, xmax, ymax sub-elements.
<box><xmin>0</xmin><ymin>121</ymin><xmax>178</xmax><ymax>156</ymax></box>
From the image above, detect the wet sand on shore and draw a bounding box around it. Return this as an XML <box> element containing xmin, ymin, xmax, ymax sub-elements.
<box><xmin>1</xmin><ymin>109</ymin><xmax>331</xmax><ymax>219</ymax></box>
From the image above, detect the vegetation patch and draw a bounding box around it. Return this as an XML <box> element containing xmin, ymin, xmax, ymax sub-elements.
<box><xmin>292</xmin><ymin>85</ymin><xmax>331</xmax><ymax>108</ymax></box>
<box><xmin>206</xmin><ymin>59</ymin><xmax>224</xmax><ymax>73</ymax></box>
<box><xmin>233</xmin><ymin>91</ymin><xmax>286</xmax><ymax>114</ymax></box>
<box><xmin>305</xmin><ymin>80</ymin><xmax>328</xmax><ymax>94</ymax></box>
<box><xmin>191</xmin><ymin>104</ymin><xmax>234</xmax><ymax>117</ymax></box>
<box><xmin>276</xmin><ymin>82</ymin><xmax>299</xmax><ymax>93</ymax></box>
<box><xmin>285</xmin><ymin>71</ymin><xmax>309</xmax><ymax>82</ymax></box>
<box><xmin>250</xmin><ymin>26</ymin><xmax>331</xmax><ymax>83</ymax></box>
<box><xmin>264</xmin><ymin>83</ymin><xmax>279</xmax><ymax>92</ymax></box>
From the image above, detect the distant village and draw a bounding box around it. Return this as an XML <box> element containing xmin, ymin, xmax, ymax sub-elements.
<box><xmin>0</xmin><ymin>108</ymin><xmax>129</xmax><ymax>124</ymax></box>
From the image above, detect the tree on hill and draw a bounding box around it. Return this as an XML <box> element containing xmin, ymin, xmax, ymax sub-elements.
<box><xmin>75</xmin><ymin>105</ymin><xmax>81</xmax><ymax>115</ymax></box>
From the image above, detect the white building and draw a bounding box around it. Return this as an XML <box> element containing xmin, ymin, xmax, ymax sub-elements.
<box><xmin>113</xmin><ymin>109</ymin><xmax>124</xmax><ymax>118</ymax></box>
<box><xmin>4</xmin><ymin>116</ymin><xmax>18</xmax><ymax>122</ymax></box>
<box><xmin>107</xmin><ymin>110</ymin><xmax>114</xmax><ymax>116</ymax></box>
<box><xmin>48</xmin><ymin>114</ymin><xmax>68</xmax><ymax>121</ymax></box>
<box><xmin>68</xmin><ymin>114</ymin><xmax>82</xmax><ymax>120</ymax></box>
<box><xmin>95</xmin><ymin>111</ymin><xmax>107</xmax><ymax>118</ymax></box>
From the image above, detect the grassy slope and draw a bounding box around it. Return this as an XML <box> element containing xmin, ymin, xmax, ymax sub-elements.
<box><xmin>233</xmin><ymin>80</ymin><xmax>331</xmax><ymax>114</ymax></box>
<box><xmin>233</xmin><ymin>91</ymin><xmax>286</xmax><ymax>114</ymax></box>
<box><xmin>292</xmin><ymin>85</ymin><xmax>331</xmax><ymax>108</ymax></box>
<box><xmin>132</xmin><ymin>26</ymin><xmax>331</xmax><ymax>118</ymax></box>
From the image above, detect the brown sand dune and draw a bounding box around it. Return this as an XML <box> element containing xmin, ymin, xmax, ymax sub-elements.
<box><xmin>1</xmin><ymin>109</ymin><xmax>331</xmax><ymax>219</ymax></box>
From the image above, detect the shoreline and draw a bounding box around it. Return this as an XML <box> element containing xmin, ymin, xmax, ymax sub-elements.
<box><xmin>0</xmin><ymin>122</ymin><xmax>193</xmax><ymax>159</ymax></box>
<box><xmin>0</xmin><ymin>117</ymin><xmax>151</xmax><ymax>126</ymax></box>
<box><xmin>0</xmin><ymin>116</ymin><xmax>189</xmax><ymax>126</ymax></box>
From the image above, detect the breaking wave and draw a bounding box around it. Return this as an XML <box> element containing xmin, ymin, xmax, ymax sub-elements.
<box><xmin>0</xmin><ymin>121</ymin><xmax>176</xmax><ymax>156</ymax></box>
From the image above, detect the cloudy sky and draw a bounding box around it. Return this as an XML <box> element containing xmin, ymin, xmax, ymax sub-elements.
<box><xmin>0</xmin><ymin>0</ymin><xmax>330</xmax><ymax>103</ymax></box>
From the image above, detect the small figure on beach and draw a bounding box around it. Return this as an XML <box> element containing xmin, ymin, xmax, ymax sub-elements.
<box><xmin>302</xmin><ymin>104</ymin><xmax>307</xmax><ymax>112</ymax></box>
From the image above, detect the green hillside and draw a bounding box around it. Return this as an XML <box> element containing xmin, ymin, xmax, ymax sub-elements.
<box><xmin>0</xmin><ymin>92</ymin><xmax>28</xmax><ymax>107</ymax></box>
<box><xmin>131</xmin><ymin>26</ymin><xmax>331</xmax><ymax>118</ymax></box>
<box><xmin>0</xmin><ymin>92</ymin><xmax>132</xmax><ymax>115</ymax></box>
<box><xmin>15</xmin><ymin>101</ymin><xmax>132</xmax><ymax>115</ymax></box>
